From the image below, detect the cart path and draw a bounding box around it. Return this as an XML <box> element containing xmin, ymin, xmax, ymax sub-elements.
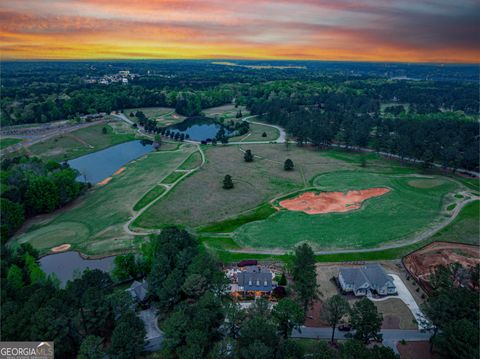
<box><xmin>123</xmin><ymin>142</ymin><xmax>205</xmax><ymax>236</ymax></box>
<box><xmin>225</xmin><ymin>194</ymin><xmax>479</xmax><ymax>255</ymax></box>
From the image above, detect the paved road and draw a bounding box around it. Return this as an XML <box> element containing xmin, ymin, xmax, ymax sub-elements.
<box><xmin>292</xmin><ymin>327</ymin><xmax>432</xmax><ymax>353</ymax></box>
<box><xmin>140</xmin><ymin>316</ymin><xmax>431</xmax><ymax>353</ymax></box>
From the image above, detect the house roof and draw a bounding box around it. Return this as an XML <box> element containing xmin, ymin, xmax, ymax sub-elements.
<box><xmin>362</xmin><ymin>264</ymin><xmax>395</xmax><ymax>289</ymax></box>
<box><xmin>340</xmin><ymin>264</ymin><xmax>395</xmax><ymax>291</ymax></box>
<box><xmin>340</xmin><ymin>267</ymin><xmax>369</xmax><ymax>291</ymax></box>
<box><xmin>238</xmin><ymin>266</ymin><xmax>273</xmax><ymax>292</ymax></box>
<box><xmin>127</xmin><ymin>280</ymin><xmax>149</xmax><ymax>301</ymax></box>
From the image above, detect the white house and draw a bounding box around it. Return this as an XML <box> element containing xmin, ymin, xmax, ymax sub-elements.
<box><xmin>339</xmin><ymin>264</ymin><xmax>397</xmax><ymax>296</ymax></box>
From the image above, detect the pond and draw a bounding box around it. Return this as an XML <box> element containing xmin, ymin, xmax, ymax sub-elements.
<box><xmin>40</xmin><ymin>251</ymin><xmax>115</xmax><ymax>287</ymax></box>
<box><xmin>68</xmin><ymin>140</ymin><xmax>153</xmax><ymax>183</ymax></box>
<box><xmin>167</xmin><ymin>116</ymin><xmax>233</xmax><ymax>142</ymax></box>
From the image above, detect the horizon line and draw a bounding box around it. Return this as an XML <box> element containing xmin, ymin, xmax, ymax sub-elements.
<box><xmin>2</xmin><ymin>58</ymin><xmax>479</xmax><ymax>66</ymax></box>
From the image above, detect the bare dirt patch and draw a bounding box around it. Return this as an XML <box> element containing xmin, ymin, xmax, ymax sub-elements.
<box><xmin>98</xmin><ymin>177</ymin><xmax>112</xmax><ymax>186</ymax></box>
<box><xmin>113</xmin><ymin>167</ymin><xmax>126</xmax><ymax>176</ymax></box>
<box><xmin>403</xmin><ymin>241</ymin><xmax>480</xmax><ymax>292</ymax></box>
<box><xmin>51</xmin><ymin>244</ymin><xmax>72</xmax><ymax>253</ymax></box>
<box><xmin>397</xmin><ymin>341</ymin><xmax>439</xmax><ymax>359</ymax></box>
<box><xmin>305</xmin><ymin>300</ymin><xmax>329</xmax><ymax>327</ymax></box>
<box><xmin>279</xmin><ymin>188</ymin><xmax>390</xmax><ymax>214</ymax></box>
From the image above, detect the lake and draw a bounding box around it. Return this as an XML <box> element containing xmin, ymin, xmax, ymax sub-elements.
<box><xmin>68</xmin><ymin>140</ymin><xmax>153</xmax><ymax>183</ymax></box>
<box><xmin>167</xmin><ymin>117</ymin><xmax>233</xmax><ymax>142</ymax></box>
<box><xmin>40</xmin><ymin>251</ymin><xmax>115</xmax><ymax>286</ymax></box>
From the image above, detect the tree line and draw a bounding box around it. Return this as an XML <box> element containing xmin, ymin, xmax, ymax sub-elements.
<box><xmin>1</xmin><ymin>243</ymin><xmax>146</xmax><ymax>359</ymax></box>
<box><xmin>112</xmin><ymin>230</ymin><xmax>398</xmax><ymax>359</ymax></box>
<box><xmin>0</xmin><ymin>156</ymin><xmax>87</xmax><ymax>242</ymax></box>
<box><xmin>245</xmin><ymin>81</ymin><xmax>479</xmax><ymax>171</ymax></box>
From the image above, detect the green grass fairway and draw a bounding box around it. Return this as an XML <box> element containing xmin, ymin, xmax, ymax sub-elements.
<box><xmin>178</xmin><ymin>151</ymin><xmax>203</xmax><ymax>170</ymax></box>
<box><xmin>431</xmin><ymin>200</ymin><xmax>479</xmax><ymax>245</ymax></box>
<box><xmin>125</xmin><ymin>107</ymin><xmax>185</xmax><ymax>126</ymax></box>
<box><xmin>162</xmin><ymin>171</ymin><xmax>185</xmax><ymax>184</ymax></box>
<box><xmin>233</xmin><ymin>171</ymin><xmax>459</xmax><ymax>251</ymax></box>
<box><xmin>133</xmin><ymin>185</ymin><xmax>166</xmax><ymax>211</ymax></box>
<box><xmin>133</xmin><ymin>144</ymin><xmax>357</xmax><ymax>229</ymax></box>
<box><xmin>14</xmin><ymin>145</ymin><xmax>195</xmax><ymax>255</ymax></box>
<box><xmin>203</xmin><ymin>104</ymin><xmax>244</xmax><ymax>119</ymax></box>
<box><xmin>0</xmin><ymin>137</ymin><xmax>22</xmax><ymax>149</ymax></box>
<box><xmin>229</xmin><ymin>122</ymin><xmax>279</xmax><ymax>142</ymax></box>
<box><xmin>29</xmin><ymin>122</ymin><xmax>138</xmax><ymax>161</ymax></box>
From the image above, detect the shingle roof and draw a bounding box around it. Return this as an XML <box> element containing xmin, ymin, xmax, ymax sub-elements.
<box><xmin>340</xmin><ymin>267</ymin><xmax>369</xmax><ymax>291</ymax></box>
<box><xmin>362</xmin><ymin>264</ymin><xmax>395</xmax><ymax>289</ymax></box>
<box><xmin>340</xmin><ymin>264</ymin><xmax>395</xmax><ymax>291</ymax></box>
<box><xmin>127</xmin><ymin>280</ymin><xmax>149</xmax><ymax>301</ymax></box>
<box><xmin>238</xmin><ymin>266</ymin><xmax>273</xmax><ymax>292</ymax></box>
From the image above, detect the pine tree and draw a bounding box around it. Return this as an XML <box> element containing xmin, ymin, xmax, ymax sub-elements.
<box><xmin>223</xmin><ymin>175</ymin><xmax>234</xmax><ymax>189</ymax></box>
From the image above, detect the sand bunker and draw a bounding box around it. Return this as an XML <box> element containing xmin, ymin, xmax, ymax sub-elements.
<box><xmin>98</xmin><ymin>177</ymin><xmax>112</xmax><ymax>186</ymax></box>
<box><xmin>51</xmin><ymin>244</ymin><xmax>71</xmax><ymax>253</ymax></box>
<box><xmin>279</xmin><ymin>188</ymin><xmax>390</xmax><ymax>214</ymax></box>
<box><xmin>113</xmin><ymin>167</ymin><xmax>126</xmax><ymax>176</ymax></box>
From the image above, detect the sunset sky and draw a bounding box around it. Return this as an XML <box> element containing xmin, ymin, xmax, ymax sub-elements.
<box><xmin>1</xmin><ymin>0</ymin><xmax>479</xmax><ymax>62</ymax></box>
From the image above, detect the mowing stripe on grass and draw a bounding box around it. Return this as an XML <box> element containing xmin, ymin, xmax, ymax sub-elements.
<box><xmin>133</xmin><ymin>185</ymin><xmax>166</xmax><ymax>211</ymax></box>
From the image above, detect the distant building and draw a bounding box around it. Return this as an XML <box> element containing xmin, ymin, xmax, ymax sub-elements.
<box><xmin>122</xmin><ymin>78</ymin><xmax>129</xmax><ymax>84</ymax></box>
<box><xmin>127</xmin><ymin>280</ymin><xmax>149</xmax><ymax>303</ymax></box>
<box><xmin>237</xmin><ymin>266</ymin><xmax>273</xmax><ymax>294</ymax></box>
<box><xmin>119</xmin><ymin>70</ymin><xmax>130</xmax><ymax>77</ymax></box>
<box><xmin>338</xmin><ymin>264</ymin><xmax>396</xmax><ymax>296</ymax></box>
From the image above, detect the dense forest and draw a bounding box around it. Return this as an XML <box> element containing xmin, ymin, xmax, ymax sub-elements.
<box><xmin>2</xmin><ymin>62</ymin><xmax>478</xmax><ymax>171</ymax></box>
<box><xmin>1</xmin><ymin>61</ymin><xmax>477</xmax><ymax>125</ymax></box>
<box><xmin>1</xmin><ymin>243</ymin><xmax>146</xmax><ymax>358</ymax></box>
<box><xmin>0</xmin><ymin>157</ymin><xmax>86</xmax><ymax>241</ymax></box>
<box><xmin>243</xmin><ymin>81</ymin><xmax>479</xmax><ymax>171</ymax></box>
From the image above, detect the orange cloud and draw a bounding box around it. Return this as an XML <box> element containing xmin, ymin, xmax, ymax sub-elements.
<box><xmin>1</xmin><ymin>0</ymin><xmax>479</xmax><ymax>62</ymax></box>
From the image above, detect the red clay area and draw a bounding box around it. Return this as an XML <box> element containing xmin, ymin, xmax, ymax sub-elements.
<box><xmin>404</xmin><ymin>242</ymin><xmax>480</xmax><ymax>292</ymax></box>
<box><xmin>397</xmin><ymin>342</ymin><xmax>439</xmax><ymax>359</ymax></box>
<box><xmin>279</xmin><ymin>188</ymin><xmax>390</xmax><ymax>215</ymax></box>
<box><xmin>304</xmin><ymin>300</ymin><xmax>329</xmax><ymax>327</ymax></box>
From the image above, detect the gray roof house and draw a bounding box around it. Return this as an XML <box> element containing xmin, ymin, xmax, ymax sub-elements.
<box><xmin>127</xmin><ymin>280</ymin><xmax>149</xmax><ymax>303</ymax></box>
<box><xmin>238</xmin><ymin>266</ymin><xmax>273</xmax><ymax>293</ymax></box>
<box><xmin>339</xmin><ymin>264</ymin><xmax>396</xmax><ymax>296</ymax></box>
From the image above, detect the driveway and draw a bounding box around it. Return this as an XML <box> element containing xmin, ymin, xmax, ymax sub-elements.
<box><xmin>369</xmin><ymin>274</ymin><xmax>430</xmax><ymax>330</ymax></box>
<box><xmin>138</xmin><ymin>308</ymin><xmax>164</xmax><ymax>351</ymax></box>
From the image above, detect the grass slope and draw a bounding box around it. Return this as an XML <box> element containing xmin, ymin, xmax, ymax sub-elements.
<box><xmin>0</xmin><ymin>138</ymin><xmax>22</xmax><ymax>149</ymax></box>
<box><xmin>133</xmin><ymin>185</ymin><xmax>166</xmax><ymax>211</ymax></box>
<box><xmin>430</xmin><ymin>200</ymin><xmax>479</xmax><ymax>245</ymax></box>
<box><xmin>15</xmin><ymin>145</ymin><xmax>194</xmax><ymax>255</ymax></box>
<box><xmin>229</xmin><ymin>122</ymin><xmax>279</xmax><ymax>142</ymax></box>
<box><xmin>234</xmin><ymin>171</ymin><xmax>459</xmax><ymax>250</ymax></box>
<box><xmin>134</xmin><ymin>144</ymin><xmax>355</xmax><ymax>229</ymax></box>
<box><xmin>29</xmin><ymin>122</ymin><xmax>138</xmax><ymax>161</ymax></box>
